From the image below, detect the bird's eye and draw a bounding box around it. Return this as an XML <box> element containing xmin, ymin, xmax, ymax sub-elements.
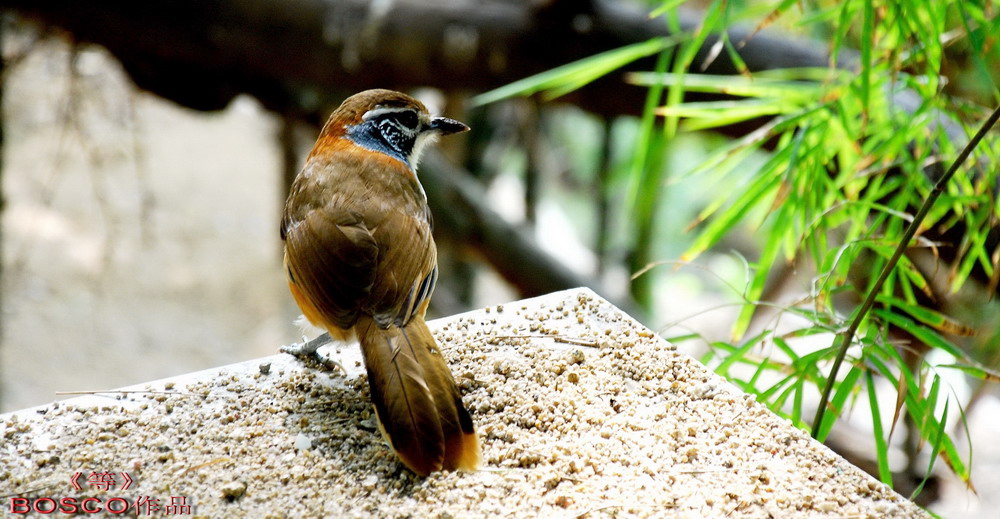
<box><xmin>393</xmin><ymin>111</ymin><xmax>419</xmax><ymax>130</ymax></box>
<box><xmin>378</xmin><ymin>119</ymin><xmax>405</xmax><ymax>149</ymax></box>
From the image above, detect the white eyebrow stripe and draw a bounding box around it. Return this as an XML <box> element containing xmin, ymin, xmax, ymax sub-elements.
<box><xmin>361</xmin><ymin>106</ymin><xmax>418</xmax><ymax>122</ymax></box>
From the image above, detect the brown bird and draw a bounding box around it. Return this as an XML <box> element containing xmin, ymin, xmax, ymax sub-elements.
<box><xmin>280</xmin><ymin>89</ymin><xmax>480</xmax><ymax>476</ymax></box>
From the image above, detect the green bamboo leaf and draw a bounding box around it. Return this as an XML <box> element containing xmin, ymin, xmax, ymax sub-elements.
<box><xmin>865</xmin><ymin>243</ymin><xmax>932</xmax><ymax>299</ymax></box>
<box><xmin>935</xmin><ymin>414</ymin><xmax>970</xmax><ymax>483</ymax></box>
<box><xmin>873</xmin><ymin>309</ymin><xmax>965</xmax><ymax>360</ymax></box>
<box><xmin>664</xmin><ymin>333</ymin><xmax>703</xmax><ymax>344</ymax></box>
<box><xmin>791</xmin><ymin>375</ymin><xmax>805</xmax><ymax>425</ymax></box>
<box><xmin>648</xmin><ymin>0</ymin><xmax>689</xmax><ymax>18</ymax></box>
<box><xmin>679</xmin><ymin>112</ymin><xmax>775</xmax><ymax>132</ymax></box>
<box><xmin>663</xmin><ymin>0</ymin><xmax>726</xmax><ymax>136</ymax></box>
<box><xmin>675</xmin><ymin>106</ymin><xmax>823</xmax><ymax>185</ymax></box>
<box><xmin>830</xmin><ymin>0</ymin><xmax>857</xmax><ymax>67</ymax></box>
<box><xmin>876</xmin><ymin>345</ymin><xmax>971</xmax><ymax>483</ymax></box>
<box><xmin>815</xmin><ymin>362</ymin><xmax>863</xmax><ymax>442</ymax></box>
<box><xmin>683</xmin><ymin>144</ymin><xmax>791</xmax><ymax>261</ymax></box>
<box><xmin>626</xmin><ymin>71</ymin><xmax>822</xmax><ymax>99</ymax></box>
<box><xmin>865</xmin><ymin>371</ymin><xmax>893</xmax><ymax>485</ymax></box>
<box><xmin>772</xmin><ymin>336</ymin><xmax>801</xmax><ymax>363</ymax></box>
<box><xmin>955</xmin><ymin>0</ymin><xmax>1000</xmax><ymax>104</ymax></box>
<box><xmin>876</xmin><ymin>294</ymin><xmax>976</xmax><ymax>336</ymax></box>
<box><xmin>746</xmin><ymin>350</ymin><xmax>774</xmax><ymax>391</ymax></box>
<box><xmin>658</xmin><ymin>101</ymin><xmax>791</xmax><ymax>130</ymax></box>
<box><xmin>772</xmin><ymin>378</ymin><xmax>799</xmax><ymax>417</ymax></box>
<box><xmin>755</xmin><ymin>67</ymin><xmax>844</xmax><ymax>81</ymax></box>
<box><xmin>865</xmin><ymin>353</ymin><xmax>899</xmax><ymax>388</ymax></box>
<box><xmin>924</xmin><ymin>374</ymin><xmax>943</xmax><ymax>435</ymax></box>
<box><xmin>760</xmin><ymin>373</ymin><xmax>798</xmax><ymax>402</ymax></box>
<box><xmin>471</xmin><ymin>37</ymin><xmax>679</xmax><ymax>106</ymax></box>
<box><xmin>798</xmin><ymin>2</ymin><xmax>841</xmax><ymax>27</ymax></box>
<box><xmin>910</xmin><ymin>397</ymin><xmax>948</xmax><ymax>500</ymax></box>
<box><xmin>934</xmin><ymin>363</ymin><xmax>1000</xmax><ymax>382</ymax></box>
<box><xmin>952</xmin><ymin>205</ymin><xmax>996</xmax><ymax>292</ymax></box>
<box><xmin>655</xmin><ymin>99</ymin><xmax>794</xmax><ymax>115</ymax></box>
<box><xmin>738</xmin><ymin>0</ymin><xmax>800</xmax><ymax>47</ymax></box>
<box><xmin>722</xmin><ymin>32</ymin><xmax>750</xmax><ymax>77</ymax></box>
<box><xmin>715</xmin><ymin>330</ymin><xmax>771</xmax><ymax>376</ymax></box>
<box><xmin>799</xmin><ymin>345</ymin><xmax>839</xmax><ymax>370</ymax></box>
<box><xmin>674</xmin><ymin>141</ymin><xmax>759</xmax><ymax>194</ymax></box>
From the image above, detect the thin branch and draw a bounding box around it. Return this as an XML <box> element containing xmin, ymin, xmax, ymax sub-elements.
<box><xmin>811</xmin><ymin>103</ymin><xmax>1000</xmax><ymax>439</ymax></box>
<box><xmin>2</xmin><ymin>0</ymin><xmax>841</xmax><ymax>125</ymax></box>
<box><xmin>55</xmin><ymin>389</ymin><xmax>209</xmax><ymax>398</ymax></box>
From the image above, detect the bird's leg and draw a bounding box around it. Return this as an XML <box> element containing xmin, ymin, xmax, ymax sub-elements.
<box><xmin>281</xmin><ymin>331</ymin><xmax>331</xmax><ymax>356</ymax></box>
<box><xmin>280</xmin><ymin>332</ymin><xmax>346</xmax><ymax>373</ymax></box>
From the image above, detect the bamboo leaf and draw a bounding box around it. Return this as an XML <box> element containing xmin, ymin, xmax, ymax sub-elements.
<box><xmin>471</xmin><ymin>38</ymin><xmax>679</xmax><ymax>106</ymax></box>
<box><xmin>934</xmin><ymin>363</ymin><xmax>1000</xmax><ymax>382</ymax></box>
<box><xmin>876</xmin><ymin>295</ymin><xmax>976</xmax><ymax>336</ymax></box>
<box><xmin>626</xmin><ymin>71</ymin><xmax>823</xmax><ymax>99</ymax></box>
<box><xmin>873</xmin><ymin>309</ymin><xmax>966</xmax><ymax>360</ymax></box>
<box><xmin>815</xmin><ymin>362</ymin><xmax>863</xmax><ymax>442</ymax></box>
<box><xmin>910</xmin><ymin>397</ymin><xmax>948</xmax><ymax>500</ymax></box>
<box><xmin>865</xmin><ymin>371</ymin><xmax>893</xmax><ymax>485</ymax></box>
<box><xmin>715</xmin><ymin>330</ymin><xmax>771</xmax><ymax>376</ymax></box>
<box><xmin>648</xmin><ymin>0</ymin><xmax>690</xmax><ymax>19</ymax></box>
<box><xmin>683</xmin><ymin>144</ymin><xmax>791</xmax><ymax>261</ymax></box>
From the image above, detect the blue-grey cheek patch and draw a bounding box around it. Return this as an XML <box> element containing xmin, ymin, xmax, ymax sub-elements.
<box><xmin>345</xmin><ymin>122</ymin><xmax>411</xmax><ymax>168</ymax></box>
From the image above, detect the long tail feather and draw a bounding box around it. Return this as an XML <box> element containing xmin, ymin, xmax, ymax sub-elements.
<box><xmin>399</xmin><ymin>325</ymin><xmax>481</xmax><ymax>472</ymax></box>
<box><xmin>355</xmin><ymin>316</ymin><xmax>480</xmax><ymax>476</ymax></box>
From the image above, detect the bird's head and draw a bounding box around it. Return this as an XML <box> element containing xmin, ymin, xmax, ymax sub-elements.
<box><xmin>318</xmin><ymin>89</ymin><xmax>469</xmax><ymax>169</ymax></box>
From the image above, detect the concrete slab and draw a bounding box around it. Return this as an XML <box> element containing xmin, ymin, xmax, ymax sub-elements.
<box><xmin>1</xmin><ymin>288</ymin><xmax>928</xmax><ymax>518</ymax></box>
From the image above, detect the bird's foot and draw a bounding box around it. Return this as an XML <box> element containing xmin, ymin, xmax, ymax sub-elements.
<box><xmin>280</xmin><ymin>333</ymin><xmax>346</xmax><ymax>374</ymax></box>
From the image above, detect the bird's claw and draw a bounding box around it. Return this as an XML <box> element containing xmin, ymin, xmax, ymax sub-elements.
<box><xmin>280</xmin><ymin>332</ymin><xmax>345</xmax><ymax>374</ymax></box>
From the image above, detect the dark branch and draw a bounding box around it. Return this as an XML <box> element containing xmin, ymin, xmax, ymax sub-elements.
<box><xmin>1</xmin><ymin>0</ymin><xmax>834</xmax><ymax>125</ymax></box>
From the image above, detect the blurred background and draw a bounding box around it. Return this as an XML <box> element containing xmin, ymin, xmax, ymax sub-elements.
<box><xmin>0</xmin><ymin>0</ymin><xmax>755</xmax><ymax>412</ymax></box>
<box><xmin>1</xmin><ymin>0</ymin><xmax>998</xmax><ymax>516</ymax></box>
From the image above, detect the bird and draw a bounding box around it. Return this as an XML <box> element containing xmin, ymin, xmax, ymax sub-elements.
<box><xmin>279</xmin><ymin>89</ymin><xmax>481</xmax><ymax>476</ymax></box>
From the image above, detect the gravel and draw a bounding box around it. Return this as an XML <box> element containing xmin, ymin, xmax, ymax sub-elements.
<box><xmin>1</xmin><ymin>288</ymin><xmax>928</xmax><ymax>518</ymax></box>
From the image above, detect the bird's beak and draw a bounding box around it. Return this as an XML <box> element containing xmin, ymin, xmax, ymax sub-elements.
<box><xmin>427</xmin><ymin>116</ymin><xmax>470</xmax><ymax>135</ymax></box>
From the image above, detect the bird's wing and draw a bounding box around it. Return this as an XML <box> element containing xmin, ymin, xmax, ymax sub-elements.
<box><xmin>283</xmin><ymin>206</ymin><xmax>379</xmax><ymax>330</ymax></box>
<box><xmin>365</xmin><ymin>198</ymin><xmax>438</xmax><ymax>328</ymax></box>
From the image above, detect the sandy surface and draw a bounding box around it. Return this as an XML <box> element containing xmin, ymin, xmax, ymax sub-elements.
<box><xmin>1</xmin><ymin>289</ymin><xmax>928</xmax><ymax>518</ymax></box>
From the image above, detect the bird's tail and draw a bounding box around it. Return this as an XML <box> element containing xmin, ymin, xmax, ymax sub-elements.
<box><xmin>354</xmin><ymin>315</ymin><xmax>480</xmax><ymax>476</ymax></box>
